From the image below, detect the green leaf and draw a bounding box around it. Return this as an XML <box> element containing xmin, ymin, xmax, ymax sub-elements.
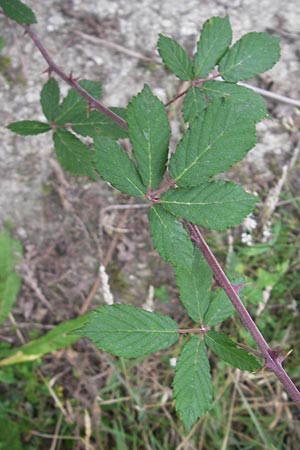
<box><xmin>174</xmin><ymin>337</ymin><xmax>212</xmax><ymax>431</ymax></box>
<box><xmin>219</xmin><ymin>32</ymin><xmax>280</xmax><ymax>82</ymax></box>
<box><xmin>174</xmin><ymin>249</ymin><xmax>212</xmax><ymax>323</ymax></box>
<box><xmin>72</xmin><ymin>108</ymin><xmax>128</xmax><ymax>140</ymax></box>
<box><xmin>182</xmin><ymin>87</ymin><xmax>206</xmax><ymax>123</ymax></box>
<box><xmin>0</xmin><ymin>0</ymin><xmax>37</xmax><ymax>24</ymax></box>
<box><xmin>169</xmin><ymin>98</ymin><xmax>257</xmax><ymax>186</ymax></box>
<box><xmin>194</xmin><ymin>16</ymin><xmax>232</xmax><ymax>78</ymax></box>
<box><xmin>126</xmin><ymin>84</ymin><xmax>171</xmax><ymax>189</ymax></box>
<box><xmin>74</xmin><ymin>304</ymin><xmax>179</xmax><ymax>358</ymax></box>
<box><xmin>40</xmin><ymin>77</ymin><xmax>60</xmax><ymax>122</ymax></box>
<box><xmin>202</xmin><ymin>81</ymin><xmax>267</xmax><ymax>123</ymax></box>
<box><xmin>7</xmin><ymin>121</ymin><xmax>51</xmax><ymax>135</ymax></box>
<box><xmin>93</xmin><ymin>137</ymin><xmax>146</xmax><ymax>198</ymax></box>
<box><xmin>0</xmin><ymin>36</ymin><xmax>4</xmax><ymax>52</ymax></box>
<box><xmin>0</xmin><ymin>314</ymin><xmax>91</xmax><ymax>366</ymax></box>
<box><xmin>56</xmin><ymin>80</ymin><xmax>102</xmax><ymax>125</ymax></box>
<box><xmin>53</xmin><ymin>129</ymin><xmax>95</xmax><ymax>179</ymax></box>
<box><xmin>0</xmin><ymin>229</ymin><xmax>23</xmax><ymax>326</ymax></box>
<box><xmin>158</xmin><ymin>34</ymin><xmax>194</xmax><ymax>81</ymax></box>
<box><xmin>148</xmin><ymin>205</ymin><xmax>194</xmax><ymax>269</ymax></box>
<box><xmin>205</xmin><ymin>331</ymin><xmax>262</xmax><ymax>371</ymax></box>
<box><xmin>203</xmin><ymin>288</ymin><xmax>235</xmax><ymax>326</ymax></box>
<box><xmin>161</xmin><ymin>181</ymin><xmax>257</xmax><ymax>230</ymax></box>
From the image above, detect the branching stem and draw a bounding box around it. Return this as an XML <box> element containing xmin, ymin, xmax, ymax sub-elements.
<box><xmin>24</xmin><ymin>25</ymin><xmax>128</xmax><ymax>130</ymax></box>
<box><xmin>23</xmin><ymin>22</ymin><xmax>300</xmax><ymax>409</ymax></box>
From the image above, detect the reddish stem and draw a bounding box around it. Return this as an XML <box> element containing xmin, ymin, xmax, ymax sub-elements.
<box><xmin>24</xmin><ymin>25</ymin><xmax>128</xmax><ymax>131</ymax></box>
<box><xmin>22</xmin><ymin>20</ymin><xmax>300</xmax><ymax>410</ymax></box>
<box><xmin>184</xmin><ymin>221</ymin><xmax>300</xmax><ymax>409</ymax></box>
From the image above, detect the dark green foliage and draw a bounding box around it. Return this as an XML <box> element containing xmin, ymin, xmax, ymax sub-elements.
<box><xmin>219</xmin><ymin>32</ymin><xmax>280</xmax><ymax>82</ymax></box>
<box><xmin>158</xmin><ymin>34</ymin><xmax>194</xmax><ymax>81</ymax></box>
<box><xmin>7</xmin><ymin>121</ymin><xmax>51</xmax><ymax>135</ymax></box>
<box><xmin>194</xmin><ymin>16</ymin><xmax>232</xmax><ymax>78</ymax></box>
<box><xmin>149</xmin><ymin>205</ymin><xmax>195</xmax><ymax>269</ymax></box>
<box><xmin>53</xmin><ymin>129</ymin><xmax>95</xmax><ymax>179</ymax></box>
<box><xmin>93</xmin><ymin>137</ymin><xmax>146</xmax><ymax>198</ymax></box>
<box><xmin>0</xmin><ymin>0</ymin><xmax>37</xmax><ymax>24</ymax></box>
<box><xmin>74</xmin><ymin>304</ymin><xmax>179</xmax><ymax>358</ymax></box>
<box><xmin>126</xmin><ymin>84</ymin><xmax>171</xmax><ymax>189</ymax></box>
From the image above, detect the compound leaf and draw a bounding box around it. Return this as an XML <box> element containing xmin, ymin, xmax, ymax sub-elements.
<box><xmin>93</xmin><ymin>137</ymin><xmax>146</xmax><ymax>198</ymax></box>
<box><xmin>40</xmin><ymin>77</ymin><xmax>60</xmax><ymax>122</ymax></box>
<box><xmin>0</xmin><ymin>314</ymin><xmax>91</xmax><ymax>366</ymax></box>
<box><xmin>149</xmin><ymin>205</ymin><xmax>194</xmax><ymax>269</ymax></box>
<box><xmin>194</xmin><ymin>16</ymin><xmax>232</xmax><ymax>78</ymax></box>
<box><xmin>72</xmin><ymin>107</ymin><xmax>128</xmax><ymax>140</ymax></box>
<box><xmin>0</xmin><ymin>0</ymin><xmax>37</xmax><ymax>24</ymax></box>
<box><xmin>174</xmin><ymin>249</ymin><xmax>212</xmax><ymax>323</ymax></box>
<box><xmin>205</xmin><ymin>331</ymin><xmax>262</xmax><ymax>370</ymax></box>
<box><xmin>74</xmin><ymin>304</ymin><xmax>179</xmax><ymax>358</ymax></box>
<box><xmin>169</xmin><ymin>98</ymin><xmax>257</xmax><ymax>186</ymax></box>
<box><xmin>53</xmin><ymin>129</ymin><xmax>95</xmax><ymax>179</ymax></box>
<box><xmin>202</xmin><ymin>81</ymin><xmax>267</xmax><ymax>123</ymax></box>
<box><xmin>0</xmin><ymin>229</ymin><xmax>23</xmax><ymax>326</ymax></box>
<box><xmin>182</xmin><ymin>86</ymin><xmax>206</xmax><ymax>123</ymax></box>
<box><xmin>204</xmin><ymin>288</ymin><xmax>235</xmax><ymax>326</ymax></box>
<box><xmin>7</xmin><ymin>121</ymin><xmax>51</xmax><ymax>135</ymax></box>
<box><xmin>161</xmin><ymin>181</ymin><xmax>257</xmax><ymax>230</ymax></box>
<box><xmin>126</xmin><ymin>84</ymin><xmax>171</xmax><ymax>189</ymax></box>
<box><xmin>56</xmin><ymin>80</ymin><xmax>102</xmax><ymax>125</ymax></box>
<box><xmin>174</xmin><ymin>336</ymin><xmax>212</xmax><ymax>431</ymax></box>
<box><xmin>158</xmin><ymin>34</ymin><xmax>194</xmax><ymax>81</ymax></box>
<box><xmin>219</xmin><ymin>32</ymin><xmax>280</xmax><ymax>82</ymax></box>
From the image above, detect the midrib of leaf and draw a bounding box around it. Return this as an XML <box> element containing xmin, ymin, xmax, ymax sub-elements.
<box><xmin>102</xmin><ymin>310</ymin><xmax>176</xmax><ymax>333</ymax></box>
<box><xmin>197</xmin><ymin>37</ymin><xmax>221</xmax><ymax>75</ymax></box>
<box><xmin>125</xmin><ymin>175</ymin><xmax>146</xmax><ymax>198</ymax></box>
<box><xmin>175</xmin><ymin>129</ymin><xmax>226</xmax><ymax>183</ymax></box>
<box><xmin>205</xmin><ymin>332</ymin><xmax>260</xmax><ymax>369</ymax></box>
<box><xmin>222</xmin><ymin>53</ymin><xmax>252</xmax><ymax>74</ymax></box>
<box><xmin>173</xmin><ymin>53</ymin><xmax>192</xmax><ymax>80</ymax></box>
<box><xmin>174</xmin><ymin>99</ymin><xmax>256</xmax><ymax>183</ymax></box>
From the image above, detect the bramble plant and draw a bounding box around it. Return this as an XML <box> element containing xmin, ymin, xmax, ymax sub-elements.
<box><xmin>1</xmin><ymin>0</ymin><xmax>300</xmax><ymax>432</ymax></box>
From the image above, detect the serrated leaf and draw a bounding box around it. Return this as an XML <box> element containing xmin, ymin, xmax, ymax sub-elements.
<box><xmin>0</xmin><ymin>229</ymin><xmax>23</xmax><ymax>326</ymax></box>
<box><xmin>72</xmin><ymin>107</ymin><xmax>128</xmax><ymax>140</ymax></box>
<box><xmin>174</xmin><ymin>336</ymin><xmax>212</xmax><ymax>431</ymax></box>
<box><xmin>203</xmin><ymin>288</ymin><xmax>235</xmax><ymax>326</ymax></box>
<box><xmin>202</xmin><ymin>80</ymin><xmax>267</xmax><ymax>123</ymax></box>
<box><xmin>0</xmin><ymin>0</ymin><xmax>37</xmax><ymax>24</ymax></box>
<box><xmin>205</xmin><ymin>331</ymin><xmax>261</xmax><ymax>371</ymax></box>
<box><xmin>56</xmin><ymin>80</ymin><xmax>102</xmax><ymax>125</ymax></box>
<box><xmin>93</xmin><ymin>137</ymin><xmax>146</xmax><ymax>198</ymax></box>
<box><xmin>219</xmin><ymin>32</ymin><xmax>280</xmax><ymax>82</ymax></box>
<box><xmin>40</xmin><ymin>77</ymin><xmax>60</xmax><ymax>122</ymax></box>
<box><xmin>158</xmin><ymin>34</ymin><xmax>194</xmax><ymax>81</ymax></box>
<box><xmin>194</xmin><ymin>16</ymin><xmax>232</xmax><ymax>78</ymax></box>
<box><xmin>0</xmin><ymin>314</ymin><xmax>91</xmax><ymax>366</ymax></box>
<box><xmin>53</xmin><ymin>129</ymin><xmax>95</xmax><ymax>179</ymax></box>
<box><xmin>169</xmin><ymin>98</ymin><xmax>257</xmax><ymax>186</ymax></box>
<box><xmin>174</xmin><ymin>249</ymin><xmax>212</xmax><ymax>322</ymax></box>
<box><xmin>161</xmin><ymin>181</ymin><xmax>257</xmax><ymax>230</ymax></box>
<box><xmin>74</xmin><ymin>304</ymin><xmax>179</xmax><ymax>358</ymax></box>
<box><xmin>182</xmin><ymin>87</ymin><xmax>206</xmax><ymax>123</ymax></box>
<box><xmin>126</xmin><ymin>84</ymin><xmax>171</xmax><ymax>189</ymax></box>
<box><xmin>7</xmin><ymin>121</ymin><xmax>51</xmax><ymax>135</ymax></box>
<box><xmin>148</xmin><ymin>205</ymin><xmax>194</xmax><ymax>269</ymax></box>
